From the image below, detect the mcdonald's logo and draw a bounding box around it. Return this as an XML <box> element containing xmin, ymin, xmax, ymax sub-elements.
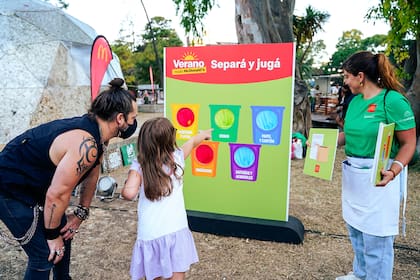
<box><xmin>97</xmin><ymin>45</ymin><xmax>110</xmax><ymax>61</ymax></box>
<box><xmin>90</xmin><ymin>35</ymin><xmax>113</xmax><ymax>101</ymax></box>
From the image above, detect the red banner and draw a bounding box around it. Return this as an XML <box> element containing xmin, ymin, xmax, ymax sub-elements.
<box><xmin>149</xmin><ymin>65</ymin><xmax>154</xmax><ymax>94</ymax></box>
<box><xmin>90</xmin><ymin>35</ymin><xmax>113</xmax><ymax>101</ymax></box>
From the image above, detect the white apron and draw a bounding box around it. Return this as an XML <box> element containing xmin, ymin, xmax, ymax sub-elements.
<box><xmin>341</xmin><ymin>157</ymin><xmax>406</xmax><ymax>237</ymax></box>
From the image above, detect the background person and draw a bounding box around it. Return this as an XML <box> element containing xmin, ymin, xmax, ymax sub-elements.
<box><xmin>335</xmin><ymin>84</ymin><xmax>355</xmax><ymax>129</ymax></box>
<box><xmin>0</xmin><ymin>78</ymin><xmax>137</xmax><ymax>280</ymax></box>
<box><xmin>121</xmin><ymin>117</ymin><xmax>212</xmax><ymax>280</ymax></box>
<box><xmin>330</xmin><ymin>83</ymin><xmax>339</xmax><ymax>95</ymax></box>
<box><xmin>309</xmin><ymin>85</ymin><xmax>320</xmax><ymax>112</ymax></box>
<box><xmin>336</xmin><ymin>51</ymin><xmax>416</xmax><ymax>280</ymax></box>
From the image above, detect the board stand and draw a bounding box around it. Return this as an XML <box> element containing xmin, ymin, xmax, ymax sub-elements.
<box><xmin>187</xmin><ymin>210</ymin><xmax>304</xmax><ymax>244</ymax></box>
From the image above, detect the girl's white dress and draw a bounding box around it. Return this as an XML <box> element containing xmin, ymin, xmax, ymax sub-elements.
<box><xmin>129</xmin><ymin>149</ymin><xmax>198</xmax><ymax>280</ymax></box>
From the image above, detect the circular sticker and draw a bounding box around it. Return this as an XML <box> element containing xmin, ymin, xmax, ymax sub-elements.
<box><xmin>195</xmin><ymin>144</ymin><xmax>214</xmax><ymax>164</ymax></box>
<box><xmin>256</xmin><ymin>110</ymin><xmax>278</xmax><ymax>131</ymax></box>
<box><xmin>177</xmin><ymin>107</ymin><xmax>194</xmax><ymax>127</ymax></box>
<box><xmin>214</xmin><ymin>109</ymin><xmax>235</xmax><ymax>129</ymax></box>
<box><xmin>233</xmin><ymin>147</ymin><xmax>255</xmax><ymax>168</ymax></box>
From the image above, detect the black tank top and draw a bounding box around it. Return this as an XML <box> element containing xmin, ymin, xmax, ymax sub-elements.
<box><xmin>0</xmin><ymin>114</ymin><xmax>104</xmax><ymax>205</ymax></box>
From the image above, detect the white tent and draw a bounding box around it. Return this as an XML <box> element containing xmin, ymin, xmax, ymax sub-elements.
<box><xmin>0</xmin><ymin>0</ymin><xmax>123</xmax><ymax>143</ymax></box>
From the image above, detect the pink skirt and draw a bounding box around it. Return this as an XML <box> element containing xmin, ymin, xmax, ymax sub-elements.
<box><xmin>130</xmin><ymin>227</ymin><xmax>199</xmax><ymax>280</ymax></box>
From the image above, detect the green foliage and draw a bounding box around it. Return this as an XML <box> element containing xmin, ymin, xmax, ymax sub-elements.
<box><xmin>135</xmin><ymin>43</ymin><xmax>159</xmax><ymax>85</ymax></box>
<box><xmin>138</xmin><ymin>17</ymin><xmax>183</xmax><ymax>86</ymax></box>
<box><xmin>173</xmin><ymin>0</ymin><xmax>215</xmax><ymax>38</ymax></box>
<box><xmin>112</xmin><ymin>43</ymin><xmax>138</xmax><ymax>85</ymax></box>
<box><xmin>299</xmin><ymin>40</ymin><xmax>326</xmax><ymax>79</ymax></box>
<box><xmin>335</xmin><ymin>29</ymin><xmax>363</xmax><ymax>51</ymax></box>
<box><xmin>293</xmin><ymin>6</ymin><xmax>329</xmax><ymax>49</ymax></box>
<box><xmin>328</xmin><ymin>29</ymin><xmax>364</xmax><ymax>72</ymax></box>
<box><xmin>113</xmin><ymin>16</ymin><xmax>183</xmax><ymax>87</ymax></box>
<box><xmin>326</xmin><ymin>30</ymin><xmax>387</xmax><ymax>74</ymax></box>
<box><xmin>142</xmin><ymin>16</ymin><xmax>183</xmax><ymax>46</ymax></box>
<box><xmin>361</xmin><ymin>34</ymin><xmax>388</xmax><ymax>51</ymax></box>
<box><xmin>367</xmin><ymin>0</ymin><xmax>419</xmax><ymax>64</ymax></box>
<box><xmin>293</xmin><ymin>6</ymin><xmax>330</xmax><ymax>79</ymax></box>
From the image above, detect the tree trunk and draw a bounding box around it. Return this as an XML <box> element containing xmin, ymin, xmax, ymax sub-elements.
<box><xmin>235</xmin><ymin>0</ymin><xmax>311</xmax><ymax>138</ymax></box>
<box><xmin>235</xmin><ymin>0</ymin><xmax>294</xmax><ymax>43</ymax></box>
<box><xmin>405</xmin><ymin>37</ymin><xmax>420</xmax><ymax>146</ymax></box>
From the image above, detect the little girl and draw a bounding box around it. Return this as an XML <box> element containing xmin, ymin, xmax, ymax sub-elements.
<box><xmin>121</xmin><ymin>117</ymin><xmax>212</xmax><ymax>280</ymax></box>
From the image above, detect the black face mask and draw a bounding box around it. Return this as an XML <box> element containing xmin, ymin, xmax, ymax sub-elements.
<box><xmin>119</xmin><ymin>119</ymin><xmax>137</xmax><ymax>139</ymax></box>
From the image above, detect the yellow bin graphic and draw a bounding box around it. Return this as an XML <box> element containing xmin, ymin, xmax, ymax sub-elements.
<box><xmin>171</xmin><ymin>104</ymin><xmax>200</xmax><ymax>140</ymax></box>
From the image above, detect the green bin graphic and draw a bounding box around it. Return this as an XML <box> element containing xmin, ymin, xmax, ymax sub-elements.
<box><xmin>209</xmin><ymin>104</ymin><xmax>241</xmax><ymax>142</ymax></box>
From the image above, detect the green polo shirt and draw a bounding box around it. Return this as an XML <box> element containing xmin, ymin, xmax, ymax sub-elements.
<box><xmin>344</xmin><ymin>89</ymin><xmax>415</xmax><ymax>158</ymax></box>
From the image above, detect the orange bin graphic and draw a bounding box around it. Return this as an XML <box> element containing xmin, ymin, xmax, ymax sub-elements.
<box><xmin>191</xmin><ymin>141</ymin><xmax>219</xmax><ymax>177</ymax></box>
<box><xmin>171</xmin><ymin>104</ymin><xmax>200</xmax><ymax>140</ymax></box>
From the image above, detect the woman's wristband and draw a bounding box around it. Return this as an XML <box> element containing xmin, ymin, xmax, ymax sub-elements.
<box><xmin>44</xmin><ymin>226</ymin><xmax>61</xmax><ymax>240</ymax></box>
<box><xmin>392</xmin><ymin>160</ymin><xmax>404</xmax><ymax>171</ymax></box>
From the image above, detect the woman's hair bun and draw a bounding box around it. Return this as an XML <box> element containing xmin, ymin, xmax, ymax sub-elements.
<box><xmin>109</xmin><ymin>78</ymin><xmax>125</xmax><ymax>88</ymax></box>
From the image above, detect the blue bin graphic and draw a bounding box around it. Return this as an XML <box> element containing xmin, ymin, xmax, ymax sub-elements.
<box><xmin>251</xmin><ymin>106</ymin><xmax>285</xmax><ymax>145</ymax></box>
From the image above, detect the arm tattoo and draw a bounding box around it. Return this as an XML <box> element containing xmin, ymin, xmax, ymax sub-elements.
<box><xmin>48</xmin><ymin>203</ymin><xmax>56</xmax><ymax>228</ymax></box>
<box><xmin>76</xmin><ymin>137</ymin><xmax>98</xmax><ymax>176</ymax></box>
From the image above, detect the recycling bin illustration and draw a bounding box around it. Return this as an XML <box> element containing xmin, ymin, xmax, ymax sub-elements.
<box><xmin>251</xmin><ymin>105</ymin><xmax>285</xmax><ymax>145</ymax></box>
<box><xmin>171</xmin><ymin>104</ymin><xmax>200</xmax><ymax>140</ymax></box>
<box><xmin>209</xmin><ymin>104</ymin><xmax>241</xmax><ymax>142</ymax></box>
<box><xmin>229</xmin><ymin>143</ymin><xmax>262</xmax><ymax>181</ymax></box>
<box><xmin>191</xmin><ymin>141</ymin><xmax>220</xmax><ymax>177</ymax></box>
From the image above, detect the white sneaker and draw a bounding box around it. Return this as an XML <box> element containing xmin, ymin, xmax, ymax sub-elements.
<box><xmin>335</xmin><ymin>272</ymin><xmax>362</xmax><ymax>280</ymax></box>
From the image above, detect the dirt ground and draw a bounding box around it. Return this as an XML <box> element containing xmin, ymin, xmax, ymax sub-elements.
<box><xmin>0</xmin><ymin>112</ymin><xmax>419</xmax><ymax>280</ymax></box>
